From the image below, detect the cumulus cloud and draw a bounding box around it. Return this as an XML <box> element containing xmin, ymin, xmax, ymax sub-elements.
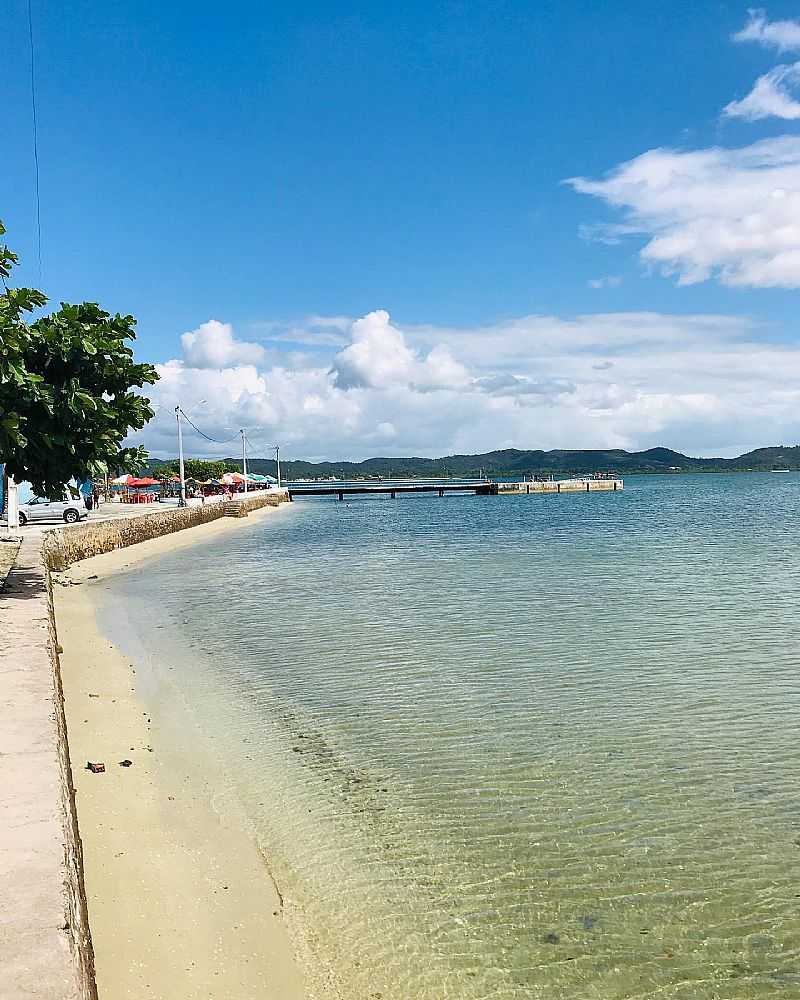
<box><xmin>330</xmin><ymin>309</ymin><xmax>469</xmax><ymax>390</ymax></box>
<box><xmin>568</xmin><ymin>137</ymin><xmax>800</xmax><ymax>288</ymax></box>
<box><xmin>724</xmin><ymin>62</ymin><xmax>800</xmax><ymax>120</ymax></box>
<box><xmin>733</xmin><ymin>9</ymin><xmax>800</xmax><ymax>52</ymax></box>
<box><xmin>181</xmin><ymin>320</ymin><xmax>266</xmax><ymax>368</ymax></box>
<box><xmin>129</xmin><ymin>308</ymin><xmax>800</xmax><ymax>461</ymax></box>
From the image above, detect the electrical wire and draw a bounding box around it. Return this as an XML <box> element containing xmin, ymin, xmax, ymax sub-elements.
<box><xmin>178</xmin><ymin>408</ymin><xmax>240</xmax><ymax>446</ymax></box>
<box><xmin>28</xmin><ymin>0</ymin><xmax>42</xmax><ymax>279</ymax></box>
<box><xmin>244</xmin><ymin>434</ymin><xmax>277</xmax><ymax>455</ymax></box>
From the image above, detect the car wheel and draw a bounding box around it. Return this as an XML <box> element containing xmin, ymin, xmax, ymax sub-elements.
<box><xmin>64</xmin><ymin>509</ymin><xmax>79</xmax><ymax>524</ymax></box>
<box><xmin>18</xmin><ymin>512</ymin><xmax>27</xmax><ymax>526</ymax></box>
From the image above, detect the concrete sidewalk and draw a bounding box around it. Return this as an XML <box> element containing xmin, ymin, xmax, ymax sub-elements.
<box><xmin>2</xmin><ymin>489</ymin><xmax>280</xmax><ymax>540</ymax></box>
<box><xmin>0</xmin><ymin>534</ymin><xmax>93</xmax><ymax>999</ymax></box>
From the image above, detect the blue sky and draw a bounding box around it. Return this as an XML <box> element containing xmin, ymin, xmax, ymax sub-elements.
<box><xmin>7</xmin><ymin>2</ymin><xmax>800</xmax><ymax>459</ymax></box>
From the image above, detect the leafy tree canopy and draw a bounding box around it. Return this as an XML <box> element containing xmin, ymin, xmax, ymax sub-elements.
<box><xmin>155</xmin><ymin>458</ymin><xmax>240</xmax><ymax>481</ymax></box>
<box><xmin>0</xmin><ymin>221</ymin><xmax>158</xmax><ymax>497</ymax></box>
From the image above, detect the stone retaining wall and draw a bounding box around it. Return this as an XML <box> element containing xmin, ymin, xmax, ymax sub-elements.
<box><xmin>46</xmin><ymin>566</ymin><xmax>98</xmax><ymax>1000</ymax></box>
<box><xmin>43</xmin><ymin>491</ymin><xmax>286</xmax><ymax>570</ymax></box>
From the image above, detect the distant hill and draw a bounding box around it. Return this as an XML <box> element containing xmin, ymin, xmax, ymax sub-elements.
<box><xmin>148</xmin><ymin>445</ymin><xmax>800</xmax><ymax>480</ymax></box>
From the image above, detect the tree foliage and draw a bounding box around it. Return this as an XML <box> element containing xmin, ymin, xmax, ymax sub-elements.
<box><xmin>0</xmin><ymin>221</ymin><xmax>159</xmax><ymax>497</ymax></box>
<box><xmin>0</xmin><ymin>222</ymin><xmax>46</xmax><ymax>451</ymax></box>
<box><xmin>155</xmin><ymin>458</ymin><xmax>240</xmax><ymax>481</ymax></box>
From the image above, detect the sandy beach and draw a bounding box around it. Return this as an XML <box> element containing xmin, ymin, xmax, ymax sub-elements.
<box><xmin>53</xmin><ymin>504</ymin><xmax>308</xmax><ymax>1000</ymax></box>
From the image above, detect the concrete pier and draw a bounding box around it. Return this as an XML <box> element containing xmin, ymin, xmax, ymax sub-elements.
<box><xmin>493</xmin><ymin>478</ymin><xmax>623</xmax><ymax>495</ymax></box>
<box><xmin>288</xmin><ymin>478</ymin><xmax>624</xmax><ymax>499</ymax></box>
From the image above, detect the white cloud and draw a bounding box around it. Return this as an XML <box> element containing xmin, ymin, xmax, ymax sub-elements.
<box><xmin>724</xmin><ymin>12</ymin><xmax>800</xmax><ymax>121</ymax></box>
<box><xmin>129</xmin><ymin>309</ymin><xmax>800</xmax><ymax>462</ymax></box>
<box><xmin>330</xmin><ymin>309</ymin><xmax>469</xmax><ymax>390</ymax></box>
<box><xmin>249</xmin><ymin>315</ymin><xmax>351</xmax><ymax>348</ymax></box>
<box><xmin>587</xmin><ymin>275</ymin><xmax>623</xmax><ymax>289</ymax></box>
<box><xmin>724</xmin><ymin>62</ymin><xmax>800</xmax><ymax>120</ymax></box>
<box><xmin>733</xmin><ymin>9</ymin><xmax>800</xmax><ymax>52</ymax></box>
<box><xmin>181</xmin><ymin>320</ymin><xmax>265</xmax><ymax>368</ymax></box>
<box><xmin>568</xmin><ymin>137</ymin><xmax>800</xmax><ymax>288</ymax></box>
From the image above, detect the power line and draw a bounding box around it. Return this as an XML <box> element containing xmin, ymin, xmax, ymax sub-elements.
<box><xmin>28</xmin><ymin>0</ymin><xmax>42</xmax><ymax>279</ymax></box>
<box><xmin>178</xmin><ymin>408</ymin><xmax>240</xmax><ymax>446</ymax></box>
<box><xmin>244</xmin><ymin>434</ymin><xmax>277</xmax><ymax>455</ymax></box>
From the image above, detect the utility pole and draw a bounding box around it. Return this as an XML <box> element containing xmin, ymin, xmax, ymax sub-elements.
<box><xmin>175</xmin><ymin>405</ymin><xmax>186</xmax><ymax>506</ymax></box>
<box><xmin>5</xmin><ymin>473</ymin><xmax>19</xmax><ymax>534</ymax></box>
<box><xmin>275</xmin><ymin>444</ymin><xmax>281</xmax><ymax>488</ymax></box>
<box><xmin>241</xmin><ymin>429</ymin><xmax>248</xmax><ymax>494</ymax></box>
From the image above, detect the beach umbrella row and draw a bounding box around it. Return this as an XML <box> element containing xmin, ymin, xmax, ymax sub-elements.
<box><xmin>109</xmin><ymin>471</ymin><xmax>276</xmax><ymax>489</ymax></box>
<box><xmin>110</xmin><ymin>474</ymin><xmax>171</xmax><ymax>489</ymax></box>
<box><xmin>110</xmin><ymin>475</ymin><xmax>160</xmax><ymax>487</ymax></box>
<box><xmin>220</xmin><ymin>472</ymin><xmax>277</xmax><ymax>485</ymax></box>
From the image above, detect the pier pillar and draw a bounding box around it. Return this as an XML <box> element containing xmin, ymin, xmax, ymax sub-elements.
<box><xmin>338</xmin><ymin>491</ymin><xmax>343</xmax><ymax>501</ymax></box>
<box><xmin>438</xmin><ymin>488</ymin><xmax>443</xmax><ymax>497</ymax></box>
<box><xmin>391</xmin><ymin>490</ymin><xmax>396</xmax><ymax>499</ymax></box>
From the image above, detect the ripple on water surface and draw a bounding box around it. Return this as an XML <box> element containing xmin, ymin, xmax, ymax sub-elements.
<box><xmin>105</xmin><ymin>474</ymin><xmax>800</xmax><ymax>998</ymax></box>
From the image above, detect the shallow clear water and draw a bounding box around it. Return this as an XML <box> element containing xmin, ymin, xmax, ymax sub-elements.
<box><xmin>102</xmin><ymin>474</ymin><xmax>800</xmax><ymax>998</ymax></box>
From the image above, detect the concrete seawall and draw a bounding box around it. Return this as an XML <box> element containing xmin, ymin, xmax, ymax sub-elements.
<box><xmin>0</xmin><ymin>491</ymin><xmax>287</xmax><ymax>999</ymax></box>
<box><xmin>44</xmin><ymin>491</ymin><xmax>287</xmax><ymax>570</ymax></box>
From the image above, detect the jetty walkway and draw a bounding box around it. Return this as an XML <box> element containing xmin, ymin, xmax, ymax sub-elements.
<box><xmin>287</xmin><ymin>477</ymin><xmax>624</xmax><ymax>500</ymax></box>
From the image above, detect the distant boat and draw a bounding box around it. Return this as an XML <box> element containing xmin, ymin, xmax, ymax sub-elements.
<box><xmin>771</xmin><ymin>468</ymin><xmax>791</xmax><ymax>473</ymax></box>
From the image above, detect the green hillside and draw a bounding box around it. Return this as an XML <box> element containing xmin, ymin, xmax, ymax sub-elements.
<box><xmin>149</xmin><ymin>445</ymin><xmax>800</xmax><ymax>480</ymax></box>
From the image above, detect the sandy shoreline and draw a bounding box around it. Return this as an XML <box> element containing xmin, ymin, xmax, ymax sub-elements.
<box><xmin>53</xmin><ymin>503</ymin><xmax>308</xmax><ymax>1000</ymax></box>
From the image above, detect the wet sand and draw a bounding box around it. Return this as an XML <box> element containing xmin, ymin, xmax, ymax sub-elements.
<box><xmin>54</xmin><ymin>505</ymin><xmax>308</xmax><ymax>1000</ymax></box>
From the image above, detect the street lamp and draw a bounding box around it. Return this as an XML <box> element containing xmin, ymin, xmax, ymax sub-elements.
<box><xmin>175</xmin><ymin>399</ymin><xmax>206</xmax><ymax>506</ymax></box>
<box><xmin>5</xmin><ymin>473</ymin><xmax>19</xmax><ymax>534</ymax></box>
<box><xmin>175</xmin><ymin>405</ymin><xmax>186</xmax><ymax>506</ymax></box>
<box><xmin>240</xmin><ymin>429</ymin><xmax>248</xmax><ymax>494</ymax></box>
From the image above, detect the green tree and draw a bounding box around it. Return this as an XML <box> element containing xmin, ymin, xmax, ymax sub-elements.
<box><xmin>186</xmin><ymin>459</ymin><xmax>226</xmax><ymax>481</ymax></box>
<box><xmin>0</xmin><ymin>221</ymin><xmax>158</xmax><ymax>497</ymax></box>
<box><xmin>154</xmin><ymin>462</ymin><xmax>179</xmax><ymax>481</ymax></box>
<box><xmin>0</xmin><ymin>223</ymin><xmax>46</xmax><ymax>450</ymax></box>
<box><xmin>155</xmin><ymin>458</ymin><xmax>241</xmax><ymax>481</ymax></box>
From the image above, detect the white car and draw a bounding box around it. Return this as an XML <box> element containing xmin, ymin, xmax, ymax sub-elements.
<box><xmin>18</xmin><ymin>495</ymin><xmax>89</xmax><ymax>525</ymax></box>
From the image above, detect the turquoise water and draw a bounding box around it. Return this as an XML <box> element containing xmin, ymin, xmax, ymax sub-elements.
<box><xmin>102</xmin><ymin>474</ymin><xmax>800</xmax><ymax>998</ymax></box>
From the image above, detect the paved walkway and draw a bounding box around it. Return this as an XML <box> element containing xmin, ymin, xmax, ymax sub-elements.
<box><xmin>4</xmin><ymin>491</ymin><xmax>271</xmax><ymax>540</ymax></box>
<box><xmin>0</xmin><ymin>534</ymin><xmax>89</xmax><ymax>999</ymax></box>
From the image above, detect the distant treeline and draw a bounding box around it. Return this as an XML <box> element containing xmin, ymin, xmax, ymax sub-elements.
<box><xmin>147</xmin><ymin>445</ymin><xmax>800</xmax><ymax>480</ymax></box>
